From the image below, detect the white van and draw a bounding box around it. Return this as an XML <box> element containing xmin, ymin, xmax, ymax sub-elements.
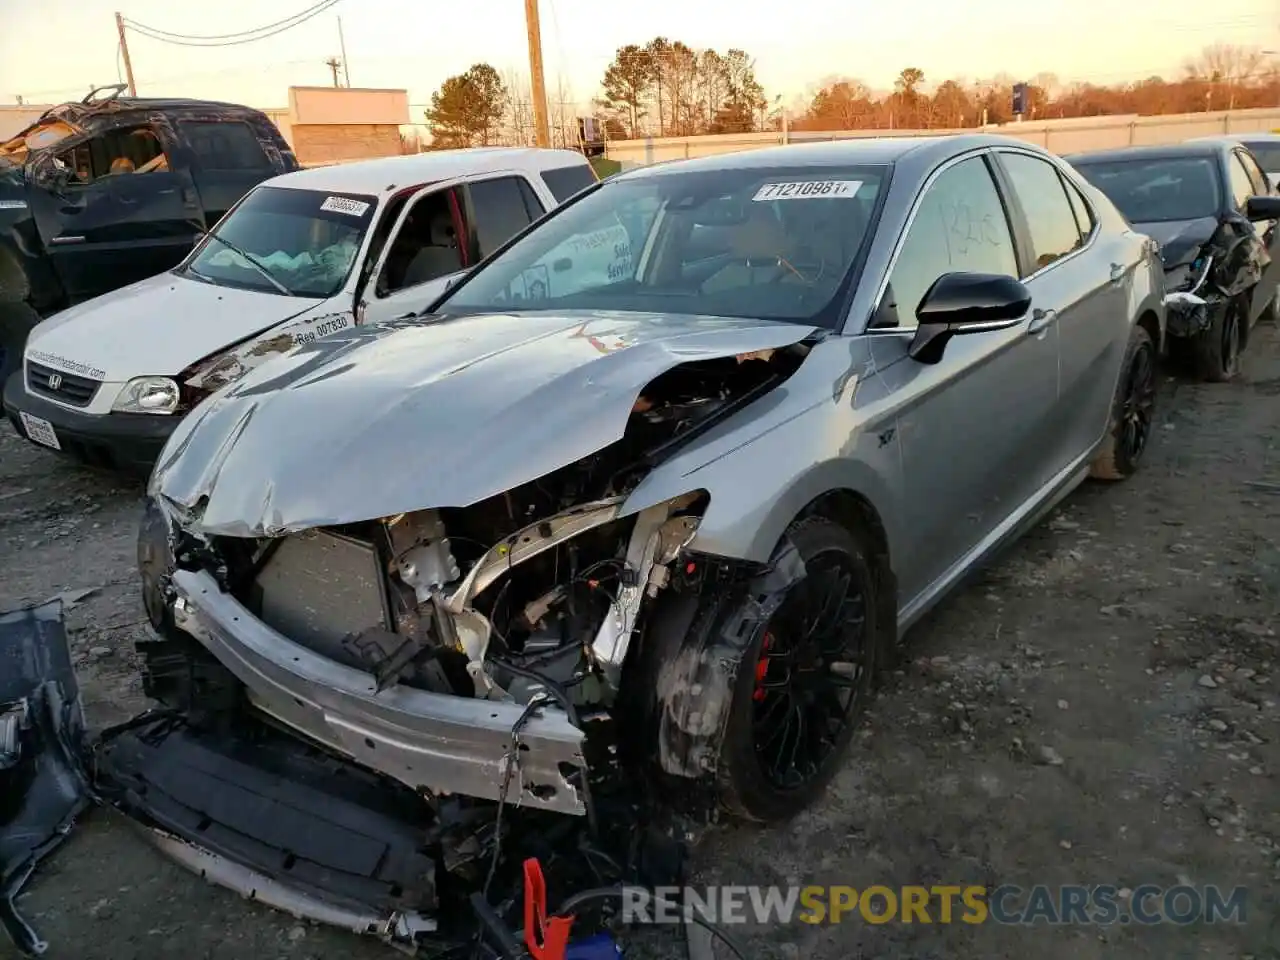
<box><xmin>3</xmin><ymin>147</ymin><xmax>598</xmax><ymax>473</ymax></box>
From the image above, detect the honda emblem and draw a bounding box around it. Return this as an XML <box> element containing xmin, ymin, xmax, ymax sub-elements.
<box><xmin>47</xmin><ymin>373</ymin><xmax>63</xmax><ymax>391</ymax></box>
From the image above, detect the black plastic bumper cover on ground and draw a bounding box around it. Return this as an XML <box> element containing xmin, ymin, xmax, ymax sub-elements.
<box><xmin>92</xmin><ymin>715</ymin><xmax>442</xmax><ymax>948</ymax></box>
<box><xmin>0</xmin><ymin>601</ymin><xmax>91</xmax><ymax>956</ymax></box>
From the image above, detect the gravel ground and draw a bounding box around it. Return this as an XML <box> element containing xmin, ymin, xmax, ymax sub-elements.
<box><xmin>2</xmin><ymin>323</ymin><xmax>1278</xmax><ymax>960</ymax></box>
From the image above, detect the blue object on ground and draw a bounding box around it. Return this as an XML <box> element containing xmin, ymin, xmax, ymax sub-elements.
<box><xmin>565</xmin><ymin>932</ymin><xmax>623</xmax><ymax>959</ymax></box>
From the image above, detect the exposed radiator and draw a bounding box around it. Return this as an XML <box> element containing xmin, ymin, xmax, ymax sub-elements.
<box><xmin>252</xmin><ymin>529</ymin><xmax>389</xmax><ymax>667</ymax></box>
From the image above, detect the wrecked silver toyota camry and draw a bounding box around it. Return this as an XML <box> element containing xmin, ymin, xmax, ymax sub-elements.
<box><xmin>110</xmin><ymin>137</ymin><xmax>1162</xmax><ymax>952</ymax></box>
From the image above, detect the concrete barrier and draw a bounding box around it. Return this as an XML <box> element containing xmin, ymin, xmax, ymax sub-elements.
<box><xmin>605</xmin><ymin>106</ymin><xmax>1280</xmax><ymax>166</ymax></box>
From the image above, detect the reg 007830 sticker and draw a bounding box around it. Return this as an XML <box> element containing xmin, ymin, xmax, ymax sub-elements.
<box><xmin>752</xmin><ymin>180</ymin><xmax>862</xmax><ymax>201</ymax></box>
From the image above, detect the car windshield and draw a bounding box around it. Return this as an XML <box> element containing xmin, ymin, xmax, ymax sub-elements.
<box><xmin>182</xmin><ymin>185</ymin><xmax>376</xmax><ymax>298</ymax></box>
<box><xmin>1244</xmin><ymin>143</ymin><xmax>1280</xmax><ymax>175</ymax></box>
<box><xmin>1072</xmin><ymin>156</ymin><xmax>1221</xmax><ymax>223</ymax></box>
<box><xmin>436</xmin><ymin>164</ymin><xmax>887</xmax><ymax>326</ymax></box>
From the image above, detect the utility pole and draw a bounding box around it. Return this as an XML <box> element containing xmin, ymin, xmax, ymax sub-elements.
<box><xmin>115</xmin><ymin>12</ymin><xmax>137</xmax><ymax>96</ymax></box>
<box><xmin>337</xmin><ymin>17</ymin><xmax>350</xmax><ymax>87</ymax></box>
<box><xmin>325</xmin><ymin>57</ymin><xmax>342</xmax><ymax>88</ymax></box>
<box><xmin>523</xmin><ymin>0</ymin><xmax>551</xmax><ymax>147</ymax></box>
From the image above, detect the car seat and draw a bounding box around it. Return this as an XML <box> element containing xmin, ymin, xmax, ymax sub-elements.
<box><xmin>401</xmin><ymin>214</ymin><xmax>462</xmax><ymax>288</ymax></box>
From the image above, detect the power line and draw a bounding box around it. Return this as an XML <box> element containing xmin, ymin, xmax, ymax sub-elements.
<box><xmin>122</xmin><ymin>0</ymin><xmax>343</xmax><ymax>48</ymax></box>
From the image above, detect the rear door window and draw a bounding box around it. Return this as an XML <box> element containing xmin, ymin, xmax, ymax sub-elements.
<box><xmin>465</xmin><ymin>176</ymin><xmax>540</xmax><ymax>260</ymax></box>
<box><xmin>180</xmin><ymin>120</ymin><xmax>271</xmax><ymax>171</ymax></box>
<box><xmin>1246</xmin><ymin>143</ymin><xmax>1280</xmax><ymax>175</ymax></box>
<box><xmin>1062</xmin><ymin>177</ymin><xmax>1096</xmax><ymax>238</ymax></box>
<box><xmin>541</xmin><ymin>163</ymin><xmax>598</xmax><ymax>203</ymax></box>
<box><xmin>999</xmin><ymin>152</ymin><xmax>1084</xmax><ymax>274</ymax></box>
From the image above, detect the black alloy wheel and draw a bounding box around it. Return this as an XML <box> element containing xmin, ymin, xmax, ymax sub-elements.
<box><xmin>717</xmin><ymin>516</ymin><xmax>879</xmax><ymax>821</ymax></box>
<box><xmin>1117</xmin><ymin>336</ymin><xmax>1157</xmax><ymax>466</ymax></box>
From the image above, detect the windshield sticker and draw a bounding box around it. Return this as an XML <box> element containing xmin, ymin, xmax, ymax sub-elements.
<box><xmin>0</xmin><ymin>199</ymin><xmax>27</xmax><ymax>210</ymax></box>
<box><xmin>753</xmin><ymin>180</ymin><xmax>862</xmax><ymax>202</ymax></box>
<box><xmin>320</xmin><ymin>196</ymin><xmax>371</xmax><ymax>217</ymax></box>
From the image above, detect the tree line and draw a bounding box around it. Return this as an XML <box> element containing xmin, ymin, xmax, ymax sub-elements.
<box><xmin>415</xmin><ymin>42</ymin><xmax>1278</xmax><ymax>149</ymax></box>
<box><xmin>799</xmin><ymin>44</ymin><xmax>1279</xmax><ymax>132</ymax></box>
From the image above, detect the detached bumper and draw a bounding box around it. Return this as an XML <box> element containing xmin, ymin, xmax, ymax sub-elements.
<box><xmin>169</xmin><ymin>568</ymin><xmax>589</xmax><ymax>816</ymax></box>
<box><xmin>94</xmin><ymin>716</ymin><xmax>440</xmax><ymax>949</ymax></box>
<box><xmin>2</xmin><ymin>371</ymin><xmax>177</xmax><ymax>475</ymax></box>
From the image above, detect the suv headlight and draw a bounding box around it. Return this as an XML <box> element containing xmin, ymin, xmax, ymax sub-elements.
<box><xmin>112</xmin><ymin>376</ymin><xmax>181</xmax><ymax>414</ymax></box>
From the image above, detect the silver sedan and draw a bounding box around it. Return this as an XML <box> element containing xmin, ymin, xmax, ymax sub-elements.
<box><xmin>124</xmin><ymin>133</ymin><xmax>1165</xmax><ymax>942</ymax></box>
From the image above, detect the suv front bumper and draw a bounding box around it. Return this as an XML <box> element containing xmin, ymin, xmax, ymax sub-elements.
<box><xmin>3</xmin><ymin>370</ymin><xmax>177</xmax><ymax>475</ymax></box>
<box><xmin>168</xmin><ymin>568</ymin><xmax>589</xmax><ymax>816</ymax></box>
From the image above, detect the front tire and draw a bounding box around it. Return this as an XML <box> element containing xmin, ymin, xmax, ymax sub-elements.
<box><xmin>1193</xmin><ymin>298</ymin><xmax>1244</xmax><ymax>382</ymax></box>
<box><xmin>716</xmin><ymin>517</ymin><xmax>879</xmax><ymax>822</ymax></box>
<box><xmin>1091</xmin><ymin>324</ymin><xmax>1157</xmax><ymax>481</ymax></box>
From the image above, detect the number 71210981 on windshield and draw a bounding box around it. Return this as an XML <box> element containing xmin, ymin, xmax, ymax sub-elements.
<box><xmin>752</xmin><ymin>180</ymin><xmax>863</xmax><ymax>201</ymax></box>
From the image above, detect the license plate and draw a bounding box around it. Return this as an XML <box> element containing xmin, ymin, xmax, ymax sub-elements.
<box><xmin>19</xmin><ymin>412</ymin><xmax>61</xmax><ymax>451</ymax></box>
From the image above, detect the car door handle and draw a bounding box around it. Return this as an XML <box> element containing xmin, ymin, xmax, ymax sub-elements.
<box><xmin>1028</xmin><ymin>308</ymin><xmax>1058</xmax><ymax>334</ymax></box>
<box><xmin>49</xmin><ymin>235</ymin><xmax>85</xmax><ymax>245</ymax></box>
<box><xmin>1109</xmin><ymin>262</ymin><xmax>1126</xmax><ymax>283</ymax></box>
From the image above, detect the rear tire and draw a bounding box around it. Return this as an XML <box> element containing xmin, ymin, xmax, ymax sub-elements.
<box><xmin>1091</xmin><ymin>324</ymin><xmax>1157</xmax><ymax>481</ymax></box>
<box><xmin>1194</xmin><ymin>298</ymin><xmax>1244</xmax><ymax>382</ymax></box>
<box><xmin>716</xmin><ymin>516</ymin><xmax>879</xmax><ymax>822</ymax></box>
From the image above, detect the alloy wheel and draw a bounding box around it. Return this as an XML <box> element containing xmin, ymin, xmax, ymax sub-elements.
<box><xmin>752</xmin><ymin>549</ymin><xmax>869</xmax><ymax>791</ymax></box>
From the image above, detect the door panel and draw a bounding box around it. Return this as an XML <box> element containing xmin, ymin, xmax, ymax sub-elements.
<box><xmin>360</xmin><ymin>179</ymin><xmax>469</xmax><ymax>326</ymax></box>
<box><xmin>995</xmin><ymin>150</ymin><xmax>1127</xmax><ymax>473</ymax></box>
<box><xmin>871</xmin><ymin>153</ymin><xmax>1060</xmax><ymax>605</ymax></box>
<box><xmin>29</xmin><ymin>168</ymin><xmax>202</xmax><ymax>304</ymax></box>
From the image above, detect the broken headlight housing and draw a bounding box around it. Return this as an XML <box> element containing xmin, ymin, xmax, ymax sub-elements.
<box><xmin>112</xmin><ymin>376</ymin><xmax>181</xmax><ymax>414</ymax></box>
<box><xmin>1163</xmin><ymin>255</ymin><xmax>1212</xmax><ymax>303</ymax></box>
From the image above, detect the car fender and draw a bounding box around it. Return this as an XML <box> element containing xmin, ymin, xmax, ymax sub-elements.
<box><xmin>620</xmin><ymin>336</ymin><xmax>905</xmax><ymax>565</ymax></box>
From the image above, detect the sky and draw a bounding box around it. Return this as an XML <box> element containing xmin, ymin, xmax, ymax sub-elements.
<box><xmin>0</xmin><ymin>0</ymin><xmax>1276</xmax><ymax>118</ymax></box>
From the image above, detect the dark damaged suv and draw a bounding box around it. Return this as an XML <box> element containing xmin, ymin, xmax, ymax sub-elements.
<box><xmin>0</xmin><ymin>84</ymin><xmax>297</xmax><ymax>380</ymax></box>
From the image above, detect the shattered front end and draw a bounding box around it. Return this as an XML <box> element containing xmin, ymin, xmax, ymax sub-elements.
<box><xmin>111</xmin><ymin>315</ymin><xmax>820</xmax><ymax>950</ymax></box>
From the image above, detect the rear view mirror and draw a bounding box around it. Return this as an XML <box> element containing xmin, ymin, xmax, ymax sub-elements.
<box><xmin>908</xmin><ymin>272</ymin><xmax>1032</xmax><ymax>364</ymax></box>
<box><xmin>1245</xmin><ymin>195</ymin><xmax>1280</xmax><ymax>221</ymax></box>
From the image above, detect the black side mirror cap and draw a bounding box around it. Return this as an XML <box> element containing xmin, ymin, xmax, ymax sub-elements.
<box><xmin>1245</xmin><ymin>195</ymin><xmax>1280</xmax><ymax>222</ymax></box>
<box><xmin>908</xmin><ymin>272</ymin><xmax>1032</xmax><ymax>365</ymax></box>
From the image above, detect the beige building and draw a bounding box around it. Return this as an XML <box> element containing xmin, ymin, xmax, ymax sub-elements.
<box><xmin>1</xmin><ymin>86</ymin><xmax>410</xmax><ymax>166</ymax></box>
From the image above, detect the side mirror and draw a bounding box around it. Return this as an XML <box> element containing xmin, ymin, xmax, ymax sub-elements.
<box><xmin>908</xmin><ymin>272</ymin><xmax>1032</xmax><ymax>365</ymax></box>
<box><xmin>1245</xmin><ymin>195</ymin><xmax>1280</xmax><ymax>221</ymax></box>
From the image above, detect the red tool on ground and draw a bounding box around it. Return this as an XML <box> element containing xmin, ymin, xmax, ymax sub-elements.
<box><xmin>524</xmin><ymin>857</ymin><xmax>576</xmax><ymax>960</ymax></box>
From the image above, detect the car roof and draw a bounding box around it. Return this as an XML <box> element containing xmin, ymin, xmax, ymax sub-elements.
<box><xmin>610</xmin><ymin>134</ymin><xmax>1050</xmax><ymax>181</ymax></box>
<box><xmin>269</xmin><ymin>148</ymin><xmax>590</xmax><ymax>195</ymax></box>
<box><xmin>1066</xmin><ymin>142</ymin><xmax>1224</xmax><ymax>164</ymax></box>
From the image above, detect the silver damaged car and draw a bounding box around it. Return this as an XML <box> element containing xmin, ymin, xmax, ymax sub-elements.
<box><xmin>128</xmin><ymin>135</ymin><xmax>1164</xmax><ymax>921</ymax></box>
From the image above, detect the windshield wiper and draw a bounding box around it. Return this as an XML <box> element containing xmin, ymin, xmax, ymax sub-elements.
<box><xmin>188</xmin><ymin>222</ymin><xmax>293</xmax><ymax>296</ymax></box>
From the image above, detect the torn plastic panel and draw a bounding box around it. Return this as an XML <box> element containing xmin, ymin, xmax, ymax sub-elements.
<box><xmin>90</xmin><ymin>708</ymin><xmax>688</xmax><ymax>955</ymax></box>
<box><xmin>0</xmin><ymin>601</ymin><xmax>91</xmax><ymax>957</ymax></box>
<box><xmin>646</xmin><ymin>544</ymin><xmax>804</xmax><ymax>782</ymax></box>
<box><xmin>1157</xmin><ymin>210</ymin><xmax>1268</xmax><ymax>340</ymax></box>
<box><xmin>92</xmin><ymin>714</ymin><xmax>441</xmax><ymax>949</ymax></box>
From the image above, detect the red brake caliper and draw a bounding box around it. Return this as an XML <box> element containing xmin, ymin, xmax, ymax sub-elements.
<box><xmin>753</xmin><ymin>632</ymin><xmax>774</xmax><ymax>702</ymax></box>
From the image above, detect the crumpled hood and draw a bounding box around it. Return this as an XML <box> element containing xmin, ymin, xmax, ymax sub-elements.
<box><xmin>26</xmin><ymin>272</ymin><xmax>327</xmax><ymax>380</ymax></box>
<box><xmin>151</xmin><ymin>311</ymin><xmax>819</xmax><ymax>537</ymax></box>
<box><xmin>1135</xmin><ymin>216</ymin><xmax>1220</xmax><ymax>270</ymax></box>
